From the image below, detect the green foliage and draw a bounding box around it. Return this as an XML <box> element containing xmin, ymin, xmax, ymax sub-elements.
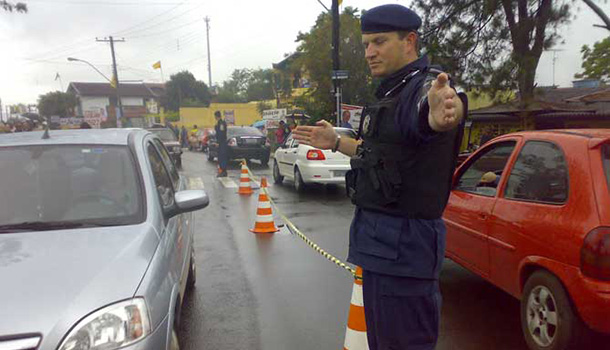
<box><xmin>1</xmin><ymin>1</ymin><xmax>27</xmax><ymax>12</ymax></box>
<box><xmin>413</xmin><ymin>0</ymin><xmax>573</xmax><ymax>103</ymax></box>
<box><xmin>38</xmin><ymin>91</ymin><xmax>78</xmax><ymax>117</ymax></box>
<box><xmin>215</xmin><ymin>68</ymin><xmax>276</xmax><ymax>103</ymax></box>
<box><xmin>163</xmin><ymin>71</ymin><xmax>211</xmax><ymax>112</ymax></box>
<box><xmin>294</xmin><ymin>7</ymin><xmax>376</xmax><ymax>118</ymax></box>
<box><xmin>256</xmin><ymin>101</ymin><xmax>273</xmax><ymax>116</ymax></box>
<box><xmin>575</xmin><ymin>37</ymin><xmax>610</xmax><ymax>83</ymax></box>
<box><xmin>164</xmin><ymin>112</ymin><xmax>180</xmax><ymax>122</ymax></box>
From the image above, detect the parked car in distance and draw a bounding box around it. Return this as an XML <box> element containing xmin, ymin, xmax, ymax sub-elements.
<box><xmin>443</xmin><ymin>129</ymin><xmax>610</xmax><ymax>350</ymax></box>
<box><xmin>273</xmin><ymin>127</ymin><xmax>356</xmax><ymax>192</ymax></box>
<box><xmin>208</xmin><ymin>126</ymin><xmax>270</xmax><ymax>166</ymax></box>
<box><xmin>0</xmin><ymin>128</ymin><xmax>209</xmax><ymax>350</ymax></box>
<box><xmin>147</xmin><ymin>127</ymin><xmax>182</xmax><ymax>168</ymax></box>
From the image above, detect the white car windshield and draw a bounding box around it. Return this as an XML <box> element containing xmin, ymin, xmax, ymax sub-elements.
<box><xmin>0</xmin><ymin>145</ymin><xmax>144</xmax><ymax>231</ymax></box>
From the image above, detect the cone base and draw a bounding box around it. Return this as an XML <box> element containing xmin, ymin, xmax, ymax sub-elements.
<box><xmin>249</xmin><ymin>227</ymin><xmax>279</xmax><ymax>234</ymax></box>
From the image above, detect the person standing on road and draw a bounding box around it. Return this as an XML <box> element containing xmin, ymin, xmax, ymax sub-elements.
<box><xmin>293</xmin><ymin>4</ymin><xmax>467</xmax><ymax>350</ymax></box>
<box><xmin>180</xmin><ymin>125</ymin><xmax>188</xmax><ymax>148</ymax></box>
<box><xmin>215</xmin><ymin>110</ymin><xmax>228</xmax><ymax>177</ymax></box>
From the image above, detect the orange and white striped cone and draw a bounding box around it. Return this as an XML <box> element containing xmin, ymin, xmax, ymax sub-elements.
<box><xmin>344</xmin><ymin>266</ymin><xmax>369</xmax><ymax>350</ymax></box>
<box><xmin>249</xmin><ymin>177</ymin><xmax>279</xmax><ymax>234</ymax></box>
<box><xmin>238</xmin><ymin>161</ymin><xmax>254</xmax><ymax>195</ymax></box>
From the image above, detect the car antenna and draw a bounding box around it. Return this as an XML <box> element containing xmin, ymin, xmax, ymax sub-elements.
<box><xmin>41</xmin><ymin>120</ymin><xmax>50</xmax><ymax>139</ymax></box>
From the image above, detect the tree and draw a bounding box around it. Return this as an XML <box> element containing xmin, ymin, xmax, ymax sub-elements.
<box><xmin>215</xmin><ymin>68</ymin><xmax>276</xmax><ymax>103</ymax></box>
<box><xmin>294</xmin><ymin>7</ymin><xmax>376</xmax><ymax>120</ymax></box>
<box><xmin>413</xmin><ymin>0</ymin><xmax>572</xmax><ymax>104</ymax></box>
<box><xmin>575</xmin><ymin>36</ymin><xmax>610</xmax><ymax>82</ymax></box>
<box><xmin>38</xmin><ymin>91</ymin><xmax>78</xmax><ymax>117</ymax></box>
<box><xmin>1</xmin><ymin>1</ymin><xmax>27</xmax><ymax>12</ymax></box>
<box><xmin>162</xmin><ymin>71</ymin><xmax>211</xmax><ymax>111</ymax></box>
<box><xmin>582</xmin><ymin>0</ymin><xmax>610</xmax><ymax>31</ymax></box>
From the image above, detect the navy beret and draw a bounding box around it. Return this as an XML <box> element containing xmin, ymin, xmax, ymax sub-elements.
<box><xmin>361</xmin><ymin>4</ymin><xmax>422</xmax><ymax>33</ymax></box>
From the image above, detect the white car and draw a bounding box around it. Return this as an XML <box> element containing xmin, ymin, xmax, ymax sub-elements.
<box><xmin>273</xmin><ymin>127</ymin><xmax>356</xmax><ymax>192</ymax></box>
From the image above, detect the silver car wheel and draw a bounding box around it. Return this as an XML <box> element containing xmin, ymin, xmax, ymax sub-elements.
<box><xmin>526</xmin><ymin>285</ymin><xmax>559</xmax><ymax>347</ymax></box>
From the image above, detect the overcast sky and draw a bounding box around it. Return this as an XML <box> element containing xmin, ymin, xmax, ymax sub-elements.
<box><xmin>0</xmin><ymin>0</ymin><xmax>609</xmax><ymax>106</ymax></box>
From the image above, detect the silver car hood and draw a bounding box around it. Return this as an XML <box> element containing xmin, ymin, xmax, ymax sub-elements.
<box><xmin>0</xmin><ymin>223</ymin><xmax>159</xmax><ymax>342</ymax></box>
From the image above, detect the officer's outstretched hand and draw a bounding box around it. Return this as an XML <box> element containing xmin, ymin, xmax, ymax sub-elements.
<box><xmin>293</xmin><ymin>120</ymin><xmax>337</xmax><ymax>150</ymax></box>
<box><xmin>427</xmin><ymin>73</ymin><xmax>463</xmax><ymax>132</ymax></box>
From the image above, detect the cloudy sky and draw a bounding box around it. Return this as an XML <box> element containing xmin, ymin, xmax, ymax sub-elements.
<box><xmin>0</xmin><ymin>0</ymin><xmax>609</xmax><ymax>107</ymax></box>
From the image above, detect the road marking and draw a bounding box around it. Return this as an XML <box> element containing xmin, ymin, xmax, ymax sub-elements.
<box><xmin>218</xmin><ymin>177</ymin><xmax>238</xmax><ymax>188</ymax></box>
<box><xmin>188</xmin><ymin>177</ymin><xmax>205</xmax><ymax>190</ymax></box>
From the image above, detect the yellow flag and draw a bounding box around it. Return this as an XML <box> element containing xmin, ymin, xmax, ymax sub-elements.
<box><xmin>152</xmin><ymin>61</ymin><xmax>161</xmax><ymax>70</ymax></box>
<box><xmin>338</xmin><ymin>0</ymin><xmax>342</xmax><ymax>5</ymax></box>
<box><xmin>110</xmin><ymin>74</ymin><xmax>117</xmax><ymax>88</ymax></box>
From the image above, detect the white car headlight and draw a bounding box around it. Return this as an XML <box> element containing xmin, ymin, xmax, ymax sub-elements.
<box><xmin>59</xmin><ymin>298</ymin><xmax>151</xmax><ymax>350</ymax></box>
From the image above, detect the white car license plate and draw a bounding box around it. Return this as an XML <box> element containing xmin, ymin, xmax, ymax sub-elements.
<box><xmin>334</xmin><ymin>170</ymin><xmax>347</xmax><ymax>177</ymax></box>
<box><xmin>245</xmin><ymin>138</ymin><xmax>258</xmax><ymax>145</ymax></box>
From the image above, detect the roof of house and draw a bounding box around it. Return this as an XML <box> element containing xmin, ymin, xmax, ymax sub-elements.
<box><xmin>470</xmin><ymin>87</ymin><xmax>610</xmax><ymax>121</ymax></box>
<box><xmin>68</xmin><ymin>82</ymin><xmax>165</xmax><ymax>98</ymax></box>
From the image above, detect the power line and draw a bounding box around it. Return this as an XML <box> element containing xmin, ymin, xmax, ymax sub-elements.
<box><xmin>114</xmin><ymin>2</ymin><xmax>204</xmax><ymax>37</ymax></box>
<box><xmin>126</xmin><ymin>18</ymin><xmax>201</xmax><ymax>39</ymax></box>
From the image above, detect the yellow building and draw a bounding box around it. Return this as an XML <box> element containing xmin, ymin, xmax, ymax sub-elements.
<box><xmin>166</xmin><ymin>102</ymin><xmax>262</xmax><ymax>129</ymax></box>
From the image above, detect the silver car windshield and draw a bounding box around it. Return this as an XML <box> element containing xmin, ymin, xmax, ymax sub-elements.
<box><xmin>0</xmin><ymin>145</ymin><xmax>144</xmax><ymax>231</ymax></box>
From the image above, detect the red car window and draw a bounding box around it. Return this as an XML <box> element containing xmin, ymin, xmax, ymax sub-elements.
<box><xmin>455</xmin><ymin>141</ymin><xmax>516</xmax><ymax>197</ymax></box>
<box><xmin>504</xmin><ymin>141</ymin><xmax>568</xmax><ymax>204</ymax></box>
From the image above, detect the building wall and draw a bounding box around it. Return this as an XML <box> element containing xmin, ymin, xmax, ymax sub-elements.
<box><xmin>81</xmin><ymin>96</ymin><xmax>109</xmax><ymax>113</ymax></box>
<box><xmin>121</xmin><ymin>97</ymin><xmax>144</xmax><ymax>106</ymax></box>
<box><xmin>175</xmin><ymin>103</ymin><xmax>261</xmax><ymax>129</ymax></box>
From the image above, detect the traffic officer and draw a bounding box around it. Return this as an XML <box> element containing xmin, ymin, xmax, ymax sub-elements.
<box><xmin>214</xmin><ymin>110</ymin><xmax>228</xmax><ymax>177</ymax></box>
<box><xmin>293</xmin><ymin>4</ymin><xmax>467</xmax><ymax>349</ymax></box>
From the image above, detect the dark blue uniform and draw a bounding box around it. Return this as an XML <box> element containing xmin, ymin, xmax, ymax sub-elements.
<box><xmin>347</xmin><ymin>5</ymin><xmax>467</xmax><ymax>349</ymax></box>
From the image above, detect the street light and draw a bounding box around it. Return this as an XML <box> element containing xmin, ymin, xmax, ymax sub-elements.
<box><xmin>67</xmin><ymin>57</ymin><xmax>124</xmax><ymax>128</ymax></box>
<box><xmin>67</xmin><ymin>57</ymin><xmax>112</xmax><ymax>83</ymax></box>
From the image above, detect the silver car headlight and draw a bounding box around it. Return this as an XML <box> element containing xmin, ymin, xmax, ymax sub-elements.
<box><xmin>173</xmin><ymin>146</ymin><xmax>181</xmax><ymax>153</ymax></box>
<box><xmin>58</xmin><ymin>298</ymin><xmax>151</xmax><ymax>350</ymax></box>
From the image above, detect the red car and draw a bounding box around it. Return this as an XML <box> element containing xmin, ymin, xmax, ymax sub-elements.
<box><xmin>444</xmin><ymin>129</ymin><xmax>610</xmax><ymax>350</ymax></box>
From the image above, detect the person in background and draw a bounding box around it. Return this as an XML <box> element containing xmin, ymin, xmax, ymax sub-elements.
<box><xmin>276</xmin><ymin>120</ymin><xmax>289</xmax><ymax>146</ymax></box>
<box><xmin>180</xmin><ymin>125</ymin><xmax>188</xmax><ymax>148</ymax></box>
<box><xmin>214</xmin><ymin>111</ymin><xmax>228</xmax><ymax>177</ymax></box>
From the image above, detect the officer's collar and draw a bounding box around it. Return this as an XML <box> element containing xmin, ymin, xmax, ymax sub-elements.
<box><xmin>376</xmin><ymin>55</ymin><xmax>429</xmax><ymax>99</ymax></box>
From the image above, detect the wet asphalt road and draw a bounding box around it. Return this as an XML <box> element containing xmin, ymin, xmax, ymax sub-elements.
<box><xmin>177</xmin><ymin>150</ymin><xmax>606</xmax><ymax>350</ymax></box>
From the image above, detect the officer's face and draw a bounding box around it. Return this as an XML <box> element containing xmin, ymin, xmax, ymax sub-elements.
<box><xmin>362</xmin><ymin>32</ymin><xmax>417</xmax><ymax>78</ymax></box>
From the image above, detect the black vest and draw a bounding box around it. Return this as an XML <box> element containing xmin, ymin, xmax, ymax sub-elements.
<box><xmin>346</xmin><ymin>71</ymin><xmax>462</xmax><ymax>219</ymax></box>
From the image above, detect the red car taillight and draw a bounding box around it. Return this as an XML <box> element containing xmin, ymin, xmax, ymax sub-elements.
<box><xmin>581</xmin><ymin>227</ymin><xmax>610</xmax><ymax>281</ymax></box>
<box><xmin>306</xmin><ymin>149</ymin><xmax>326</xmax><ymax>160</ymax></box>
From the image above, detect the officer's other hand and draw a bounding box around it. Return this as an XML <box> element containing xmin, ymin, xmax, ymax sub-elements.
<box><xmin>427</xmin><ymin>73</ymin><xmax>461</xmax><ymax>132</ymax></box>
<box><xmin>293</xmin><ymin>120</ymin><xmax>337</xmax><ymax>150</ymax></box>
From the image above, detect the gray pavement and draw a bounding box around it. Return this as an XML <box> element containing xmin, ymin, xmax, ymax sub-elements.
<box><xmin>177</xmin><ymin>150</ymin><xmax>607</xmax><ymax>350</ymax></box>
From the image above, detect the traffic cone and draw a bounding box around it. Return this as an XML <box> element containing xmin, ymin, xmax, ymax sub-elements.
<box><xmin>238</xmin><ymin>161</ymin><xmax>254</xmax><ymax>195</ymax></box>
<box><xmin>249</xmin><ymin>177</ymin><xmax>279</xmax><ymax>234</ymax></box>
<box><xmin>344</xmin><ymin>266</ymin><xmax>369</xmax><ymax>350</ymax></box>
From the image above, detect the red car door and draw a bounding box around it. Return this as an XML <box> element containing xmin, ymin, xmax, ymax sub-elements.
<box><xmin>488</xmin><ymin>138</ymin><xmax>597</xmax><ymax>298</ymax></box>
<box><xmin>444</xmin><ymin>139</ymin><xmax>519</xmax><ymax>278</ymax></box>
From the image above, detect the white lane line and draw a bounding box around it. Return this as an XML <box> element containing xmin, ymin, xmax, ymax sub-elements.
<box><xmin>218</xmin><ymin>177</ymin><xmax>238</xmax><ymax>188</ymax></box>
<box><xmin>188</xmin><ymin>177</ymin><xmax>205</xmax><ymax>190</ymax></box>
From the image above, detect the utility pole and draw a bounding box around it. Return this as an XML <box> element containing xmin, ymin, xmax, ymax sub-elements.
<box><xmin>96</xmin><ymin>36</ymin><xmax>125</xmax><ymax>128</ymax></box>
<box><xmin>546</xmin><ymin>49</ymin><xmax>564</xmax><ymax>87</ymax></box>
<box><xmin>331</xmin><ymin>0</ymin><xmax>341</xmax><ymax>126</ymax></box>
<box><xmin>205</xmin><ymin>16</ymin><xmax>212</xmax><ymax>89</ymax></box>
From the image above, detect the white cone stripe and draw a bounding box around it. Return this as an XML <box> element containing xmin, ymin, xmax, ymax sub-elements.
<box><xmin>344</xmin><ymin>327</ymin><xmax>369</xmax><ymax>349</ymax></box>
<box><xmin>256</xmin><ymin>214</ymin><xmax>274</xmax><ymax>222</ymax></box>
<box><xmin>350</xmin><ymin>284</ymin><xmax>364</xmax><ymax>307</ymax></box>
<box><xmin>258</xmin><ymin>201</ymin><xmax>271</xmax><ymax>209</ymax></box>
<box><xmin>240</xmin><ymin>173</ymin><xmax>249</xmax><ymax>178</ymax></box>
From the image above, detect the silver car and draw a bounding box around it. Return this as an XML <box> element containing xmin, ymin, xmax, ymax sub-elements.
<box><xmin>0</xmin><ymin>129</ymin><xmax>208</xmax><ymax>350</ymax></box>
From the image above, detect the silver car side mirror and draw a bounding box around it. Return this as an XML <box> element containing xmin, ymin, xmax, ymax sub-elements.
<box><xmin>166</xmin><ymin>190</ymin><xmax>209</xmax><ymax>218</ymax></box>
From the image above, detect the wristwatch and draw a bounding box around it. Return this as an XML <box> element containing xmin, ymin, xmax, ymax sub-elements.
<box><xmin>332</xmin><ymin>134</ymin><xmax>341</xmax><ymax>153</ymax></box>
